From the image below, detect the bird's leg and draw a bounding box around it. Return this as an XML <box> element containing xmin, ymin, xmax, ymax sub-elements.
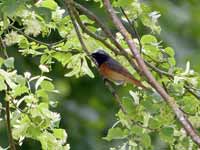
<box><xmin>103</xmin><ymin>78</ymin><xmax>110</xmax><ymax>84</ymax></box>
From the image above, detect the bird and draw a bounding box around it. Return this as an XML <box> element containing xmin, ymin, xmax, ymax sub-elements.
<box><xmin>91</xmin><ymin>49</ymin><xmax>146</xmax><ymax>89</ymax></box>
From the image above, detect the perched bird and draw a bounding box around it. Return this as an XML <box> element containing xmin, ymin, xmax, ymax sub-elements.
<box><xmin>91</xmin><ymin>50</ymin><xmax>146</xmax><ymax>89</ymax></box>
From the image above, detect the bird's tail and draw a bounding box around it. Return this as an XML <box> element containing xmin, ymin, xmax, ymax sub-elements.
<box><xmin>127</xmin><ymin>77</ymin><xmax>147</xmax><ymax>89</ymax></box>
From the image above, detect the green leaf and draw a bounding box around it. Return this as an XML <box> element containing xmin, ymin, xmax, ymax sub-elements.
<box><xmin>39</xmin><ymin>0</ymin><xmax>58</xmax><ymax>10</ymax></box>
<box><xmin>27</xmin><ymin>125</ymin><xmax>41</xmax><ymax>139</ymax></box>
<box><xmin>168</xmin><ymin>57</ymin><xmax>176</xmax><ymax>66</ymax></box>
<box><xmin>0</xmin><ymin>57</ymin><xmax>4</xmax><ymax>68</ymax></box>
<box><xmin>53</xmin><ymin>52</ymin><xmax>72</xmax><ymax>66</ymax></box>
<box><xmin>165</xmin><ymin>47</ymin><xmax>175</xmax><ymax>57</ymax></box>
<box><xmin>15</xmin><ymin>75</ymin><xmax>26</xmax><ymax>85</ymax></box>
<box><xmin>141</xmin><ymin>134</ymin><xmax>151</xmax><ymax>148</ymax></box>
<box><xmin>40</xmin><ymin>80</ymin><xmax>55</xmax><ymax>91</ymax></box>
<box><xmin>65</xmin><ymin>54</ymin><xmax>82</xmax><ymax>78</ymax></box>
<box><xmin>122</xmin><ymin>98</ymin><xmax>136</xmax><ymax>114</ymax></box>
<box><xmin>112</xmin><ymin>0</ymin><xmax>133</xmax><ymax>7</ymax></box>
<box><xmin>40</xmin><ymin>54</ymin><xmax>52</xmax><ymax>64</ymax></box>
<box><xmin>38</xmin><ymin>132</ymin><xmax>56</xmax><ymax>150</ymax></box>
<box><xmin>53</xmin><ymin>129</ymin><xmax>67</xmax><ymax>143</ymax></box>
<box><xmin>12</xmin><ymin>85</ymin><xmax>29</xmax><ymax>97</ymax></box>
<box><xmin>159</xmin><ymin>127</ymin><xmax>174</xmax><ymax>143</ymax></box>
<box><xmin>182</xmin><ymin>96</ymin><xmax>199</xmax><ymax>114</ymax></box>
<box><xmin>12</xmin><ymin>115</ymin><xmax>30</xmax><ymax>140</ymax></box>
<box><xmin>64</xmin><ymin>69</ymin><xmax>79</xmax><ymax>77</ymax></box>
<box><xmin>35</xmin><ymin>76</ymin><xmax>52</xmax><ymax>90</ymax></box>
<box><xmin>131</xmin><ymin>125</ymin><xmax>143</xmax><ymax>136</ymax></box>
<box><xmin>140</xmin><ymin>4</ymin><xmax>161</xmax><ymax>33</ymax></box>
<box><xmin>141</xmin><ymin>35</ymin><xmax>158</xmax><ymax>45</ymax></box>
<box><xmin>34</xmin><ymin>7</ymin><xmax>52</xmax><ymax>23</ymax></box>
<box><xmin>1</xmin><ymin>0</ymin><xmax>24</xmax><ymax>17</ymax></box>
<box><xmin>141</xmin><ymin>35</ymin><xmax>161</xmax><ymax>60</ymax></box>
<box><xmin>149</xmin><ymin>118</ymin><xmax>161</xmax><ymax>129</ymax></box>
<box><xmin>4</xmin><ymin>57</ymin><xmax>14</xmax><ymax>69</ymax></box>
<box><xmin>141</xmin><ymin>99</ymin><xmax>160</xmax><ymax>114</ymax></box>
<box><xmin>18</xmin><ymin>38</ymin><xmax>29</xmax><ymax>49</ymax></box>
<box><xmin>0</xmin><ymin>76</ymin><xmax>7</xmax><ymax>91</ymax></box>
<box><xmin>103</xmin><ymin>127</ymin><xmax>128</xmax><ymax>141</ymax></box>
<box><xmin>36</xmin><ymin>89</ymin><xmax>49</xmax><ymax>100</ymax></box>
<box><xmin>81</xmin><ymin>57</ymin><xmax>94</xmax><ymax>78</ymax></box>
<box><xmin>0</xmin><ymin>69</ymin><xmax>17</xmax><ymax>89</ymax></box>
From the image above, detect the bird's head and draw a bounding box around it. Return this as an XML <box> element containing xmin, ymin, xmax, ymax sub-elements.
<box><xmin>91</xmin><ymin>49</ymin><xmax>110</xmax><ymax>66</ymax></box>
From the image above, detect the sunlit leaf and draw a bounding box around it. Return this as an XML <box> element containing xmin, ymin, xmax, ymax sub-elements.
<box><xmin>103</xmin><ymin>127</ymin><xmax>128</xmax><ymax>141</ymax></box>
<box><xmin>4</xmin><ymin>57</ymin><xmax>14</xmax><ymax>69</ymax></box>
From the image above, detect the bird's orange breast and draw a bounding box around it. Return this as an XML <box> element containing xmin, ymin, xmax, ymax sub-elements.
<box><xmin>99</xmin><ymin>63</ymin><xmax>126</xmax><ymax>82</ymax></box>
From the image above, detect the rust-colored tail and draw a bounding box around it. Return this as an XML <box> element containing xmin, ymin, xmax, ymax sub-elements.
<box><xmin>126</xmin><ymin>77</ymin><xmax>147</xmax><ymax>89</ymax></box>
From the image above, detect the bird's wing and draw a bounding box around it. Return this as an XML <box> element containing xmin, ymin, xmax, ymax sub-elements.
<box><xmin>104</xmin><ymin>58</ymin><xmax>133</xmax><ymax>78</ymax></box>
<box><xmin>104</xmin><ymin>58</ymin><xmax>146</xmax><ymax>89</ymax></box>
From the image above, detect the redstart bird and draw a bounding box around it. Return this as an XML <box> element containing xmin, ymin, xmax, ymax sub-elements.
<box><xmin>91</xmin><ymin>50</ymin><xmax>146</xmax><ymax>89</ymax></box>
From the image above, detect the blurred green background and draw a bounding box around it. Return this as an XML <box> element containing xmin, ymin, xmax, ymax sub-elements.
<box><xmin>0</xmin><ymin>0</ymin><xmax>200</xmax><ymax>149</ymax></box>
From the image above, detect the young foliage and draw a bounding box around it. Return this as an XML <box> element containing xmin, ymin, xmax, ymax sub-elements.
<box><xmin>0</xmin><ymin>57</ymin><xmax>69</xmax><ymax>149</ymax></box>
<box><xmin>0</xmin><ymin>0</ymin><xmax>200</xmax><ymax>149</ymax></box>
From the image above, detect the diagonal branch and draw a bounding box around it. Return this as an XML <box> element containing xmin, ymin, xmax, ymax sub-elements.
<box><xmin>74</xmin><ymin>2</ymin><xmax>125</xmax><ymax>53</ymax></box>
<box><xmin>103</xmin><ymin>0</ymin><xmax>200</xmax><ymax>146</ymax></box>
<box><xmin>72</xmin><ymin>7</ymin><xmax>120</xmax><ymax>55</ymax></box>
<box><xmin>119</xmin><ymin>7</ymin><xmax>142</xmax><ymax>53</ymax></box>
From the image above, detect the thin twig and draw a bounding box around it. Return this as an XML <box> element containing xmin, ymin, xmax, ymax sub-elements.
<box><xmin>10</xmin><ymin>25</ymin><xmax>68</xmax><ymax>48</ymax></box>
<box><xmin>145</xmin><ymin>61</ymin><xmax>173</xmax><ymax>78</ymax></box>
<box><xmin>103</xmin><ymin>0</ymin><xmax>200</xmax><ymax>145</ymax></box>
<box><xmin>120</xmin><ymin>7</ymin><xmax>142</xmax><ymax>53</ymax></box>
<box><xmin>184</xmin><ymin>85</ymin><xmax>200</xmax><ymax>100</ymax></box>
<box><xmin>72</xmin><ymin>6</ymin><xmax>120</xmax><ymax>55</ymax></box>
<box><xmin>5</xmin><ymin>101</ymin><xmax>16</xmax><ymax>150</ymax></box>
<box><xmin>74</xmin><ymin>2</ymin><xmax>124</xmax><ymax>52</ymax></box>
<box><xmin>65</xmin><ymin>0</ymin><xmax>90</xmax><ymax>56</ymax></box>
<box><xmin>104</xmin><ymin>80</ymin><xmax>126</xmax><ymax>113</ymax></box>
<box><xmin>0</xmin><ymin>36</ymin><xmax>9</xmax><ymax>58</ymax></box>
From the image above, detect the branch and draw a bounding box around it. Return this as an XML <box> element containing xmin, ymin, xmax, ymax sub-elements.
<box><xmin>10</xmin><ymin>25</ymin><xmax>68</xmax><ymax>49</ymax></box>
<box><xmin>74</xmin><ymin>2</ymin><xmax>125</xmax><ymax>53</ymax></box>
<box><xmin>184</xmin><ymin>85</ymin><xmax>200</xmax><ymax>100</ymax></box>
<box><xmin>104</xmin><ymin>80</ymin><xmax>126</xmax><ymax>113</ymax></box>
<box><xmin>103</xmin><ymin>0</ymin><xmax>200</xmax><ymax>146</ymax></box>
<box><xmin>0</xmin><ymin>38</ymin><xmax>16</xmax><ymax>150</ymax></box>
<box><xmin>0</xmin><ymin>37</ymin><xmax>9</xmax><ymax>58</ymax></box>
<box><xmin>72</xmin><ymin>7</ymin><xmax>120</xmax><ymax>55</ymax></box>
<box><xmin>5</xmin><ymin>101</ymin><xmax>16</xmax><ymax>150</ymax></box>
<box><xmin>119</xmin><ymin>7</ymin><xmax>142</xmax><ymax>53</ymax></box>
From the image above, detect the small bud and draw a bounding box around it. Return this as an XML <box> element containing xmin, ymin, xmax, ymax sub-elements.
<box><xmin>24</xmin><ymin>72</ymin><xmax>31</xmax><ymax>79</ymax></box>
<box><xmin>39</xmin><ymin>64</ymin><xmax>49</xmax><ymax>73</ymax></box>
